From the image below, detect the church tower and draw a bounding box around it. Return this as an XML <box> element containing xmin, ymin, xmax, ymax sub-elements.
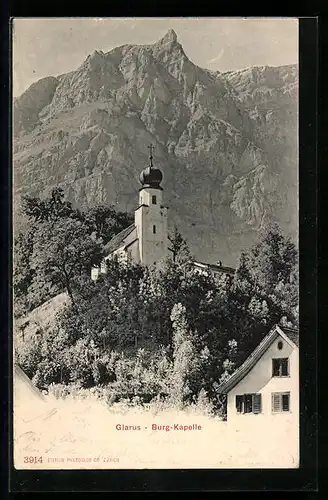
<box><xmin>134</xmin><ymin>146</ymin><xmax>169</xmax><ymax>268</ymax></box>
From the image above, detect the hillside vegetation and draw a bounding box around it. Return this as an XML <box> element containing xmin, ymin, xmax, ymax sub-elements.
<box><xmin>14</xmin><ymin>188</ymin><xmax>298</xmax><ymax>414</ymax></box>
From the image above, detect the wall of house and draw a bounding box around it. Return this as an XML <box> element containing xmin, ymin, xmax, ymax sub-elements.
<box><xmin>227</xmin><ymin>337</ymin><xmax>299</xmax><ymax>427</ymax></box>
<box><xmin>91</xmin><ymin>266</ymin><xmax>101</xmax><ymax>281</ymax></box>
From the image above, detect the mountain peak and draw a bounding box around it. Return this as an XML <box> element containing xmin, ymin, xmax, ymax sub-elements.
<box><xmin>159</xmin><ymin>29</ymin><xmax>178</xmax><ymax>45</ymax></box>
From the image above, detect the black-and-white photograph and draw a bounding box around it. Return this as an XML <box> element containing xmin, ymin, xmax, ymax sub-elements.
<box><xmin>12</xmin><ymin>17</ymin><xmax>299</xmax><ymax>469</ymax></box>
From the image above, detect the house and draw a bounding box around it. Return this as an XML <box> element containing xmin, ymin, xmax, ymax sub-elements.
<box><xmin>191</xmin><ymin>260</ymin><xmax>235</xmax><ymax>278</ymax></box>
<box><xmin>217</xmin><ymin>324</ymin><xmax>299</xmax><ymax>425</ymax></box>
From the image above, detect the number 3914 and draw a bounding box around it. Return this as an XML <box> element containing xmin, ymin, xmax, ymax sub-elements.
<box><xmin>24</xmin><ymin>456</ymin><xmax>43</xmax><ymax>464</ymax></box>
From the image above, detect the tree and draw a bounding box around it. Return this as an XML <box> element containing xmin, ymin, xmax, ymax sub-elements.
<box><xmin>233</xmin><ymin>251</ymin><xmax>254</xmax><ymax>296</ymax></box>
<box><xmin>168</xmin><ymin>225</ymin><xmax>190</xmax><ymax>263</ymax></box>
<box><xmin>57</xmin><ymin>258</ymin><xmax>152</xmax><ymax>351</ymax></box>
<box><xmin>32</xmin><ymin>218</ymin><xmax>103</xmax><ymax>307</ymax></box>
<box><xmin>13</xmin><ymin>228</ymin><xmax>36</xmax><ymax>303</ymax></box>
<box><xmin>13</xmin><ymin>224</ymin><xmax>59</xmax><ymax>315</ymax></box>
<box><xmin>15</xmin><ymin>188</ymin><xmax>135</xmax><ymax>314</ymax></box>
<box><xmin>169</xmin><ymin>303</ymin><xmax>199</xmax><ymax>407</ymax></box>
<box><xmin>22</xmin><ymin>187</ymin><xmax>81</xmax><ymax>223</ymax></box>
<box><xmin>228</xmin><ymin>222</ymin><xmax>298</xmax><ymax>365</ymax></box>
<box><xmin>218</xmin><ymin>339</ymin><xmax>238</xmax><ymax>385</ymax></box>
<box><xmin>84</xmin><ymin>204</ymin><xmax>134</xmax><ymax>243</ymax></box>
<box><xmin>247</xmin><ymin>222</ymin><xmax>298</xmax><ymax>293</ymax></box>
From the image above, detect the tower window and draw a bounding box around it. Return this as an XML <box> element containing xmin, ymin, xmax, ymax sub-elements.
<box><xmin>152</xmin><ymin>195</ymin><xmax>157</xmax><ymax>205</ymax></box>
<box><xmin>153</xmin><ymin>225</ymin><xmax>156</xmax><ymax>234</ymax></box>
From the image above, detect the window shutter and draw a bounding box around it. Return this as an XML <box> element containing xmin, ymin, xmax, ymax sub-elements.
<box><xmin>282</xmin><ymin>393</ymin><xmax>290</xmax><ymax>411</ymax></box>
<box><xmin>253</xmin><ymin>394</ymin><xmax>262</xmax><ymax>414</ymax></box>
<box><xmin>236</xmin><ymin>395</ymin><xmax>243</xmax><ymax>413</ymax></box>
<box><xmin>272</xmin><ymin>393</ymin><xmax>281</xmax><ymax>412</ymax></box>
<box><xmin>272</xmin><ymin>359</ymin><xmax>279</xmax><ymax>376</ymax></box>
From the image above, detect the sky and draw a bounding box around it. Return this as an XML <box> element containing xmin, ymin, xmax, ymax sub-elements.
<box><xmin>12</xmin><ymin>17</ymin><xmax>298</xmax><ymax>97</ymax></box>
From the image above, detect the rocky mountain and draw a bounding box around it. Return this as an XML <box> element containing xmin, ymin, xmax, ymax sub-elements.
<box><xmin>13</xmin><ymin>29</ymin><xmax>298</xmax><ymax>266</ymax></box>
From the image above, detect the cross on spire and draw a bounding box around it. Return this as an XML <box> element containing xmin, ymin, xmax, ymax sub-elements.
<box><xmin>148</xmin><ymin>144</ymin><xmax>154</xmax><ymax>168</ymax></box>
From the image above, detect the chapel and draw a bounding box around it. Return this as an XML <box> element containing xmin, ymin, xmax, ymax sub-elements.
<box><xmin>91</xmin><ymin>145</ymin><xmax>235</xmax><ymax>280</ymax></box>
<box><xmin>91</xmin><ymin>145</ymin><xmax>170</xmax><ymax>279</ymax></box>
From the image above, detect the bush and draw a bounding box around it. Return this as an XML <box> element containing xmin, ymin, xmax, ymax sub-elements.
<box><xmin>106</xmin><ymin>349</ymin><xmax>172</xmax><ymax>405</ymax></box>
<box><xmin>66</xmin><ymin>338</ymin><xmax>101</xmax><ymax>388</ymax></box>
<box><xmin>47</xmin><ymin>383</ymin><xmax>107</xmax><ymax>401</ymax></box>
<box><xmin>33</xmin><ymin>359</ymin><xmax>66</xmax><ymax>389</ymax></box>
<box><xmin>14</xmin><ymin>334</ymin><xmax>42</xmax><ymax>379</ymax></box>
<box><xmin>193</xmin><ymin>388</ymin><xmax>215</xmax><ymax>416</ymax></box>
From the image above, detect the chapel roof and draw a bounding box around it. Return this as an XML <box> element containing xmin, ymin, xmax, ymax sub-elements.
<box><xmin>103</xmin><ymin>223</ymin><xmax>136</xmax><ymax>254</ymax></box>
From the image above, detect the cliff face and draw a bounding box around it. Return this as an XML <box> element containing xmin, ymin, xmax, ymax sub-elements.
<box><xmin>13</xmin><ymin>29</ymin><xmax>298</xmax><ymax>266</ymax></box>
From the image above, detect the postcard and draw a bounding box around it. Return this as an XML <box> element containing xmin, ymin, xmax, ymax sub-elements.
<box><xmin>12</xmin><ymin>17</ymin><xmax>300</xmax><ymax>470</ymax></box>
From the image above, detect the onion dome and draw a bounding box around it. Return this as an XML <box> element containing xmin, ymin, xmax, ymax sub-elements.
<box><xmin>139</xmin><ymin>145</ymin><xmax>163</xmax><ymax>188</ymax></box>
<box><xmin>139</xmin><ymin>165</ymin><xmax>163</xmax><ymax>187</ymax></box>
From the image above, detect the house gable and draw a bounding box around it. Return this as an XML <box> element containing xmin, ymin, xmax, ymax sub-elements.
<box><xmin>217</xmin><ymin>325</ymin><xmax>299</xmax><ymax>394</ymax></box>
<box><xmin>228</xmin><ymin>334</ymin><xmax>295</xmax><ymax>396</ymax></box>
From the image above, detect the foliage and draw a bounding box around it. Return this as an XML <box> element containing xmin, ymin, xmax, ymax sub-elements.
<box><xmin>13</xmin><ymin>187</ymin><xmax>134</xmax><ymax>316</ymax></box>
<box><xmin>247</xmin><ymin>222</ymin><xmax>298</xmax><ymax>294</ymax></box>
<box><xmin>168</xmin><ymin>225</ymin><xmax>191</xmax><ymax>263</ymax></box>
<box><xmin>13</xmin><ymin>228</ymin><xmax>36</xmax><ymax>300</ymax></box>
<box><xmin>31</xmin><ymin>218</ymin><xmax>103</xmax><ymax>306</ymax></box>
<box><xmin>83</xmin><ymin>204</ymin><xmax>134</xmax><ymax>244</ymax></box>
<box><xmin>169</xmin><ymin>303</ymin><xmax>199</xmax><ymax>408</ymax></box>
<box><xmin>14</xmin><ymin>189</ymin><xmax>299</xmax><ymax>411</ymax></box>
<box><xmin>15</xmin><ymin>333</ymin><xmax>43</xmax><ymax>380</ymax></box>
<box><xmin>22</xmin><ymin>187</ymin><xmax>82</xmax><ymax>223</ymax></box>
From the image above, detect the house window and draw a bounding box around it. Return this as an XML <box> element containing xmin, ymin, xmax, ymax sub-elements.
<box><xmin>152</xmin><ymin>195</ymin><xmax>157</xmax><ymax>205</ymax></box>
<box><xmin>272</xmin><ymin>358</ymin><xmax>289</xmax><ymax>377</ymax></box>
<box><xmin>235</xmin><ymin>394</ymin><xmax>262</xmax><ymax>414</ymax></box>
<box><xmin>272</xmin><ymin>392</ymin><xmax>290</xmax><ymax>413</ymax></box>
<box><xmin>278</xmin><ymin>340</ymin><xmax>283</xmax><ymax>350</ymax></box>
<box><xmin>153</xmin><ymin>225</ymin><xmax>156</xmax><ymax>234</ymax></box>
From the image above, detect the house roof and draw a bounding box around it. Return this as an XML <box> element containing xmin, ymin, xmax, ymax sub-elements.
<box><xmin>192</xmin><ymin>260</ymin><xmax>235</xmax><ymax>276</ymax></box>
<box><xmin>217</xmin><ymin>324</ymin><xmax>299</xmax><ymax>394</ymax></box>
<box><xmin>280</xmin><ymin>326</ymin><xmax>299</xmax><ymax>347</ymax></box>
<box><xmin>14</xmin><ymin>364</ymin><xmax>46</xmax><ymax>402</ymax></box>
<box><xmin>103</xmin><ymin>224</ymin><xmax>136</xmax><ymax>254</ymax></box>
